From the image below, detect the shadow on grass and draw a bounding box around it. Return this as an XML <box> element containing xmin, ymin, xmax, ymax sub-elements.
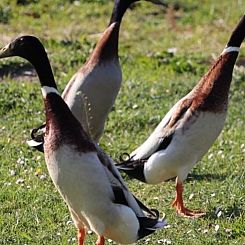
<box><xmin>163</xmin><ymin>172</ymin><xmax>227</xmax><ymax>182</ymax></box>
<box><xmin>0</xmin><ymin>62</ymin><xmax>35</xmax><ymax>81</ymax></box>
<box><xmin>186</xmin><ymin>172</ymin><xmax>227</xmax><ymax>182</ymax></box>
<box><xmin>121</xmin><ymin>172</ymin><xmax>227</xmax><ymax>183</ymax></box>
<box><xmin>204</xmin><ymin>204</ymin><xmax>243</xmax><ymax>221</ymax></box>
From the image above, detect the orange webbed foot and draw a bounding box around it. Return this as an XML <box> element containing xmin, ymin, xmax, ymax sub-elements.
<box><xmin>172</xmin><ymin>178</ymin><xmax>205</xmax><ymax>218</ymax></box>
<box><xmin>172</xmin><ymin>200</ymin><xmax>205</xmax><ymax>218</ymax></box>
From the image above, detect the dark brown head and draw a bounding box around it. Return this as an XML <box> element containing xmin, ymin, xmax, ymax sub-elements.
<box><xmin>0</xmin><ymin>36</ymin><xmax>57</xmax><ymax>88</ymax></box>
<box><xmin>0</xmin><ymin>36</ymin><xmax>45</xmax><ymax>62</ymax></box>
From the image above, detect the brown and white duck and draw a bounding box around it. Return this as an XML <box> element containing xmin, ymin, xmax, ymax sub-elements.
<box><xmin>0</xmin><ymin>36</ymin><xmax>166</xmax><ymax>245</ymax></box>
<box><xmin>27</xmin><ymin>0</ymin><xmax>163</xmax><ymax>151</ymax></box>
<box><xmin>117</xmin><ymin>15</ymin><xmax>245</xmax><ymax>218</ymax></box>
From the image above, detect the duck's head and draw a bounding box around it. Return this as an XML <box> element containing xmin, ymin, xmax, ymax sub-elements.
<box><xmin>0</xmin><ymin>35</ymin><xmax>56</xmax><ymax>88</ymax></box>
<box><xmin>0</xmin><ymin>35</ymin><xmax>45</xmax><ymax>62</ymax></box>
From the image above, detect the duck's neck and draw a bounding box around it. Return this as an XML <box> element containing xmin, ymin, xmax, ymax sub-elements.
<box><xmin>193</xmin><ymin>15</ymin><xmax>244</xmax><ymax>112</ymax></box>
<box><xmin>31</xmin><ymin>54</ymin><xmax>67</xmax><ymax>132</ymax></box>
<box><xmin>29</xmin><ymin>51</ymin><xmax>71</xmax><ymax>134</ymax></box>
<box><xmin>90</xmin><ymin>23</ymin><xmax>120</xmax><ymax>62</ymax></box>
<box><xmin>43</xmin><ymin>91</ymin><xmax>93</xmax><ymax>152</ymax></box>
<box><xmin>194</xmin><ymin>51</ymin><xmax>239</xmax><ymax>112</ymax></box>
<box><xmin>33</xmin><ymin>57</ymin><xmax>72</xmax><ymax>138</ymax></box>
<box><xmin>90</xmin><ymin>0</ymin><xmax>134</xmax><ymax>63</ymax></box>
<box><xmin>40</xmin><ymin>86</ymin><xmax>94</xmax><ymax>152</ymax></box>
<box><xmin>109</xmin><ymin>0</ymin><xmax>133</xmax><ymax>25</ymax></box>
<box><xmin>30</xmin><ymin>52</ymin><xmax>57</xmax><ymax>89</ymax></box>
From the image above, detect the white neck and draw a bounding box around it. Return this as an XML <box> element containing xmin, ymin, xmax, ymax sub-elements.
<box><xmin>41</xmin><ymin>86</ymin><xmax>60</xmax><ymax>98</ymax></box>
<box><xmin>221</xmin><ymin>46</ymin><xmax>240</xmax><ymax>55</ymax></box>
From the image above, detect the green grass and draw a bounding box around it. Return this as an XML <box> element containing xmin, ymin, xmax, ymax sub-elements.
<box><xmin>0</xmin><ymin>0</ymin><xmax>244</xmax><ymax>244</ymax></box>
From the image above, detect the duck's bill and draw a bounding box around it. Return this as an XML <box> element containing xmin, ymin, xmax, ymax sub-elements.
<box><xmin>0</xmin><ymin>43</ymin><xmax>12</xmax><ymax>58</ymax></box>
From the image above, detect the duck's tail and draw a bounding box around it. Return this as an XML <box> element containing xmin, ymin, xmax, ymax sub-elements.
<box><xmin>26</xmin><ymin>124</ymin><xmax>45</xmax><ymax>152</ymax></box>
<box><xmin>137</xmin><ymin>212</ymin><xmax>167</xmax><ymax>240</ymax></box>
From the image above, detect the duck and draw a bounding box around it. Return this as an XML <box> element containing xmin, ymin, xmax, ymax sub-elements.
<box><xmin>0</xmin><ymin>35</ymin><xmax>166</xmax><ymax>244</ymax></box>
<box><xmin>27</xmin><ymin>0</ymin><xmax>164</xmax><ymax>152</ymax></box>
<box><xmin>116</xmin><ymin>15</ymin><xmax>245</xmax><ymax>218</ymax></box>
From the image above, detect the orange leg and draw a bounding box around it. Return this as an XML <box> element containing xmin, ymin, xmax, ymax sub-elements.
<box><xmin>77</xmin><ymin>228</ymin><xmax>86</xmax><ymax>245</ymax></box>
<box><xmin>172</xmin><ymin>177</ymin><xmax>205</xmax><ymax>218</ymax></box>
<box><xmin>96</xmin><ymin>235</ymin><xmax>105</xmax><ymax>245</ymax></box>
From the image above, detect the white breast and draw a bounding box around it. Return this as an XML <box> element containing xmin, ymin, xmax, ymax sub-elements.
<box><xmin>144</xmin><ymin>111</ymin><xmax>227</xmax><ymax>184</ymax></box>
<box><xmin>45</xmin><ymin>146</ymin><xmax>114</xmax><ymax>226</ymax></box>
<box><xmin>44</xmin><ymin>145</ymin><xmax>140</xmax><ymax>244</ymax></box>
<box><xmin>62</xmin><ymin>61</ymin><xmax>122</xmax><ymax>141</ymax></box>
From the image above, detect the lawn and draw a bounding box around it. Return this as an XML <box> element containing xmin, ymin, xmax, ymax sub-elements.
<box><xmin>0</xmin><ymin>0</ymin><xmax>244</xmax><ymax>244</ymax></box>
